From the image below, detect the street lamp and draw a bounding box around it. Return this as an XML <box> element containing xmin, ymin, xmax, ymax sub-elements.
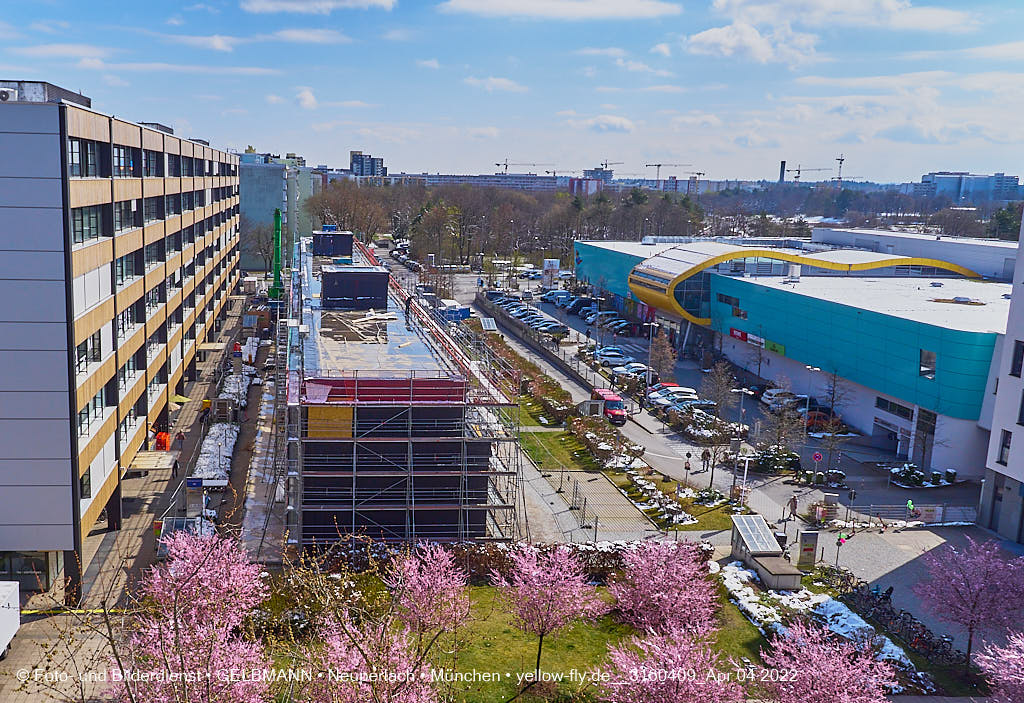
<box><xmin>731</xmin><ymin>387</ymin><xmax>756</xmax><ymax>425</ymax></box>
<box><xmin>646</xmin><ymin>321</ymin><xmax>660</xmax><ymax>387</ymax></box>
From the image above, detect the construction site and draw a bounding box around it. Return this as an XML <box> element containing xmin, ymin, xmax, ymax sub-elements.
<box><xmin>245</xmin><ymin>227</ymin><xmax>522</xmax><ymax>556</ymax></box>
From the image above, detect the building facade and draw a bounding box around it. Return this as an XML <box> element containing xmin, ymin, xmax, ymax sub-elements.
<box><xmin>911</xmin><ymin>171</ymin><xmax>1022</xmax><ymax>203</ymax></box>
<box><xmin>0</xmin><ymin>84</ymin><xmax>240</xmax><ymax>596</ymax></box>
<box><xmin>982</xmin><ymin>228</ymin><xmax>1024</xmax><ymax>543</ymax></box>
<box><xmin>350</xmin><ymin>150</ymin><xmax>386</xmax><ymax>177</ymax></box>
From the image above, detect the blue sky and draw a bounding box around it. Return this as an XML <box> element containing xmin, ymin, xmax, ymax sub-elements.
<box><xmin>3</xmin><ymin>0</ymin><xmax>1024</xmax><ymax>182</ymax></box>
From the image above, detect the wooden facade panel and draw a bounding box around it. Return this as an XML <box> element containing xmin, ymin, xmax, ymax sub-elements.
<box><xmin>71</xmin><ymin>239</ymin><xmax>113</xmax><ymax>278</ymax></box>
<box><xmin>165</xmin><ymin>137</ymin><xmax>181</xmax><ymax>155</ymax></box>
<box><xmin>68</xmin><ymin>179</ymin><xmax>111</xmax><ymax>209</ymax></box>
<box><xmin>77</xmin><ymin>413</ymin><xmax>117</xmax><ymax>478</ymax></box>
<box><xmin>143</xmin><ymin>222</ymin><xmax>165</xmax><ymax>246</ymax></box>
<box><xmin>146</xmin><ymin>347</ymin><xmax>166</xmax><ymax>378</ymax></box>
<box><xmin>118</xmin><ymin>373</ymin><xmax>146</xmax><ymax>416</ymax></box>
<box><xmin>111</xmin><ymin>120</ymin><xmax>140</xmax><ymax>147</ymax></box>
<box><xmin>142</xmin><ymin>177</ymin><xmax>165</xmax><ymax>196</ymax></box>
<box><xmin>144</xmin><ymin>266</ymin><xmax>165</xmax><ymax>293</ymax></box>
<box><xmin>113</xmin><ymin>178</ymin><xmax>142</xmax><ymax>202</ymax></box>
<box><xmin>165</xmin><ymin>179</ymin><xmax>180</xmax><ymax>195</ymax></box>
<box><xmin>114</xmin><ymin>227</ymin><xmax>143</xmax><ymax>258</ymax></box>
<box><xmin>66</xmin><ymin>108</ymin><xmax>109</xmax><ymax>142</ymax></box>
<box><xmin>146</xmin><ymin>305</ymin><xmax>167</xmax><ymax>334</ymax></box>
<box><xmin>81</xmin><ymin>466</ymin><xmax>118</xmax><ymax>539</ymax></box>
<box><xmin>116</xmin><ymin>277</ymin><xmax>145</xmax><ymax>314</ymax></box>
<box><xmin>119</xmin><ymin>421</ymin><xmax>147</xmax><ymax>475</ymax></box>
<box><xmin>73</xmin><ymin>298</ymin><xmax>115</xmax><ymax>346</ymax></box>
<box><xmin>142</xmin><ymin>129</ymin><xmax>163</xmax><ymax>152</ymax></box>
<box><xmin>120</xmin><ymin>324</ymin><xmax>146</xmax><ymax>361</ymax></box>
<box><xmin>75</xmin><ymin>355</ymin><xmax>116</xmax><ymax>411</ymax></box>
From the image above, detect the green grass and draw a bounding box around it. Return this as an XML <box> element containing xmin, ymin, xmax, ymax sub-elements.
<box><xmin>519</xmin><ymin>431</ymin><xmax>604</xmax><ymax>473</ymax></box>
<box><xmin>713</xmin><ymin>584</ymin><xmax>767</xmax><ymax>665</ymax></box>
<box><xmin>517</xmin><ymin>395</ymin><xmax>554</xmax><ymax>428</ymax></box>
<box><xmin>606</xmin><ymin>471</ymin><xmax>743</xmax><ymax>532</ymax></box>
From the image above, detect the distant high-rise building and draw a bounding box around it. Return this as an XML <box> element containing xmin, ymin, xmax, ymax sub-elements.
<box><xmin>911</xmin><ymin>171</ymin><xmax>1023</xmax><ymax>203</ymax></box>
<box><xmin>583</xmin><ymin>166</ymin><xmax>614</xmax><ymax>182</ymax></box>
<box><xmin>350</xmin><ymin>150</ymin><xmax>387</xmax><ymax>177</ymax></box>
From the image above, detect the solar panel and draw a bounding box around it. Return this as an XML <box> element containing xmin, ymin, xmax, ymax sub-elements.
<box><xmin>732</xmin><ymin>514</ymin><xmax>781</xmax><ymax>554</ymax></box>
<box><xmin>480</xmin><ymin>318</ymin><xmax>498</xmax><ymax>331</ymax></box>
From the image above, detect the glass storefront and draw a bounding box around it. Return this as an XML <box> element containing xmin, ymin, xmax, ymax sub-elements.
<box><xmin>0</xmin><ymin>551</ymin><xmax>60</xmax><ymax>590</ymax></box>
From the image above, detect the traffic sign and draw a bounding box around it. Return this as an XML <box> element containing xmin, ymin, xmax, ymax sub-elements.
<box><xmin>812</xmin><ymin>451</ymin><xmax>823</xmax><ymax>463</ymax></box>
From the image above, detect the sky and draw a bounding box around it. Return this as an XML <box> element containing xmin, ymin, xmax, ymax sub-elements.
<box><xmin>3</xmin><ymin>0</ymin><xmax>1024</xmax><ymax>183</ymax></box>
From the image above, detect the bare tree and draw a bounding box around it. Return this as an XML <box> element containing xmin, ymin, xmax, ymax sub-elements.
<box><xmin>816</xmin><ymin>370</ymin><xmax>854</xmax><ymax>472</ymax></box>
<box><xmin>758</xmin><ymin>406</ymin><xmax>805</xmax><ymax>455</ymax></box>
<box><xmin>240</xmin><ymin>216</ymin><xmax>274</xmax><ymax>272</ymax></box>
<box><xmin>699</xmin><ymin>360</ymin><xmax>738</xmax><ymax>420</ymax></box>
<box><xmin>648</xmin><ymin>330</ymin><xmax>677</xmax><ymax>382</ymax></box>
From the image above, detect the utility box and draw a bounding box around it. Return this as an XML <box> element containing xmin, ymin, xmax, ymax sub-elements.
<box><xmin>797</xmin><ymin>530</ymin><xmax>818</xmax><ymax>568</ymax></box>
<box><xmin>312</xmin><ymin>231</ymin><xmax>354</xmax><ymax>258</ymax></box>
<box><xmin>0</xmin><ymin>581</ymin><xmax>19</xmax><ymax>660</ymax></box>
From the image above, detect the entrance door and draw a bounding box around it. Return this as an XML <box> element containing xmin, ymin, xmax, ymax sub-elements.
<box><xmin>870</xmin><ymin>421</ymin><xmax>899</xmax><ymax>452</ymax></box>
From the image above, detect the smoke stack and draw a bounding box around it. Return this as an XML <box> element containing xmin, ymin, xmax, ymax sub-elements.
<box><xmin>779</xmin><ymin>160</ymin><xmax>786</xmax><ymax>183</ymax></box>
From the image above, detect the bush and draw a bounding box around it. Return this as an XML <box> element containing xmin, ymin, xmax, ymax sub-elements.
<box><xmin>889</xmin><ymin>462</ymin><xmax>925</xmax><ymax>486</ymax></box>
<box><xmin>754</xmin><ymin>444</ymin><xmax>802</xmax><ymax>474</ymax></box>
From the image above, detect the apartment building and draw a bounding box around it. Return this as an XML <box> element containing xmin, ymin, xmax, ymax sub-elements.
<box><xmin>0</xmin><ymin>82</ymin><xmax>241</xmax><ymax>599</ymax></box>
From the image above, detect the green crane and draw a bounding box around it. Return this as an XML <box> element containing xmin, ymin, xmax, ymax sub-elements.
<box><xmin>268</xmin><ymin>208</ymin><xmax>284</xmax><ymax>300</ymax></box>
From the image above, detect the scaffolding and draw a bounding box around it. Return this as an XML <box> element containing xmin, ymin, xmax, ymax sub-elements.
<box><xmin>280</xmin><ymin>237</ymin><xmax>521</xmax><ymax>548</ymax></box>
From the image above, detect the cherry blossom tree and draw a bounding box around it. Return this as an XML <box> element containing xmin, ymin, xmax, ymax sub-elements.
<box><xmin>600</xmin><ymin>630</ymin><xmax>744</xmax><ymax>703</ymax></box>
<box><xmin>608</xmin><ymin>541</ymin><xmax>718</xmax><ymax>635</ymax></box>
<box><xmin>385</xmin><ymin>542</ymin><xmax>470</xmax><ymax>638</ymax></box>
<box><xmin>758</xmin><ymin>619</ymin><xmax>896</xmax><ymax>703</ymax></box>
<box><xmin>976</xmin><ymin>631</ymin><xmax>1024</xmax><ymax>703</ymax></box>
<box><xmin>107</xmin><ymin>533</ymin><xmax>272</xmax><ymax>703</ymax></box>
<box><xmin>913</xmin><ymin>536</ymin><xmax>1024</xmax><ymax>673</ymax></box>
<box><xmin>491</xmin><ymin>545</ymin><xmax>605</xmax><ymax>680</ymax></box>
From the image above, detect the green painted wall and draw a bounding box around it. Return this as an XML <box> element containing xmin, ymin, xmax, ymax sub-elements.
<box><xmin>709</xmin><ymin>275</ymin><xmax>996</xmax><ymax>420</ymax></box>
<box><xmin>573</xmin><ymin>242</ymin><xmax>643</xmax><ymax>299</ymax></box>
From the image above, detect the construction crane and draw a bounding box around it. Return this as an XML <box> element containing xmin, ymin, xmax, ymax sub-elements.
<box><xmin>545</xmin><ymin>169</ymin><xmax>579</xmax><ymax>177</ymax></box>
<box><xmin>645</xmin><ymin>162</ymin><xmax>691</xmax><ymax>184</ymax></box>
<box><xmin>835</xmin><ymin>153</ymin><xmax>846</xmax><ymax>186</ymax></box>
<box><xmin>786</xmin><ymin>164</ymin><xmax>831</xmax><ymax>182</ymax></box>
<box><xmin>495</xmin><ymin>159</ymin><xmax>552</xmax><ymax>174</ymax></box>
<box><xmin>686</xmin><ymin>171</ymin><xmax>706</xmax><ymax>197</ymax></box>
<box><xmin>600</xmin><ymin>159</ymin><xmax>623</xmax><ymax>170</ymax></box>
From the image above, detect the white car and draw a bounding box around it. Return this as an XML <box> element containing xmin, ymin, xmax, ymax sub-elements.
<box><xmin>760</xmin><ymin>388</ymin><xmax>795</xmax><ymax>406</ymax></box>
<box><xmin>647</xmin><ymin>386</ymin><xmax>699</xmax><ymax>406</ymax></box>
<box><xmin>611</xmin><ymin>362</ymin><xmax>650</xmax><ymax>379</ymax></box>
<box><xmin>595</xmin><ymin>350</ymin><xmax>635</xmax><ymax>366</ymax></box>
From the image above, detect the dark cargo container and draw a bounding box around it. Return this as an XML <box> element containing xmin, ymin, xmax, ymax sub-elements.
<box><xmin>321</xmin><ymin>266</ymin><xmax>389</xmax><ymax>310</ymax></box>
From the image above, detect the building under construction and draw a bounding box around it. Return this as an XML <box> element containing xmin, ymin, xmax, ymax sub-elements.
<box><xmin>278</xmin><ymin>231</ymin><xmax>519</xmax><ymax>547</ymax></box>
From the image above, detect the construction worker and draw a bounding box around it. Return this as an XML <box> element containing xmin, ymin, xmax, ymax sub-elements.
<box><xmin>701</xmin><ymin>448</ymin><xmax>711</xmax><ymax>471</ymax></box>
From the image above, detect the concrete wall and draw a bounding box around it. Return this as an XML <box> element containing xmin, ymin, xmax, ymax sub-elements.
<box><xmin>812</xmin><ymin>227</ymin><xmax>1018</xmax><ymax>280</ymax></box>
<box><xmin>239</xmin><ymin>162</ymin><xmax>287</xmax><ymax>270</ymax></box>
<box><xmin>0</xmin><ymin>102</ymin><xmax>76</xmax><ymax>551</ymax></box>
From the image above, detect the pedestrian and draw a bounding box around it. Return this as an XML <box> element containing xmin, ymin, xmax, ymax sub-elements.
<box><xmin>788</xmin><ymin>494</ymin><xmax>798</xmax><ymax>520</ymax></box>
<box><xmin>906</xmin><ymin>498</ymin><xmax>917</xmax><ymax>518</ymax></box>
<box><xmin>701</xmin><ymin>448</ymin><xmax>711</xmax><ymax>471</ymax></box>
<box><xmin>175</xmin><ymin>431</ymin><xmax>185</xmax><ymax>450</ymax></box>
<box><xmin>172</xmin><ymin>459</ymin><xmax>179</xmax><ymax>478</ymax></box>
<box><xmin>684</xmin><ymin>459</ymin><xmax>691</xmax><ymax>474</ymax></box>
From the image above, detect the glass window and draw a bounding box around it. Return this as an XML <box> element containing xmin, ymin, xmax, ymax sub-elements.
<box><xmin>71</xmin><ymin>206</ymin><xmax>103</xmax><ymax>244</ymax></box>
<box><xmin>998</xmin><ymin>429</ymin><xmax>1012</xmax><ymax>465</ymax></box>
<box><xmin>165</xmin><ymin>193</ymin><xmax>181</xmax><ymax>216</ymax></box>
<box><xmin>919</xmin><ymin>349</ymin><xmax>936</xmax><ymax>379</ymax></box>
<box><xmin>143</xmin><ymin>196</ymin><xmax>162</xmax><ymax>223</ymax></box>
<box><xmin>1011</xmin><ymin>340</ymin><xmax>1024</xmax><ymax>378</ymax></box>
<box><xmin>68</xmin><ymin>139</ymin><xmax>82</xmax><ymax>177</ymax></box>
<box><xmin>112</xmin><ymin>145</ymin><xmax>132</xmax><ymax>177</ymax></box>
<box><xmin>113</xmin><ymin>200</ymin><xmax>135</xmax><ymax>232</ymax></box>
<box><xmin>80</xmin><ymin>468</ymin><xmax>91</xmax><ymax>499</ymax></box>
<box><xmin>142</xmin><ymin>150</ymin><xmax>162</xmax><ymax>177</ymax></box>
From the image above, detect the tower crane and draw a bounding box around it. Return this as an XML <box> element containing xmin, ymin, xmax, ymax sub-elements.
<box><xmin>835</xmin><ymin>153</ymin><xmax>845</xmax><ymax>186</ymax></box>
<box><xmin>546</xmin><ymin>168</ymin><xmax>579</xmax><ymax>177</ymax></box>
<box><xmin>645</xmin><ymin>162</ymin><xmax>691</xmax><ymax>184</ymax></box>
<box><xmin>686</xmin><ymin>171</ymin><xmax>706</xmax><ymax>197</ymax></box>
<box><xmin>495</xmin><ymin>159</ymin><xmax>552</xmax><ymax>174</ymax></box>
<box><xmin>786</xmin><ymin>164</ymin><xmax>831</xmax><ymax>182</ymax></box>
<box><xmin>600</xmin><ymin>159</ymin><xmax>623</xmax><ymax>170</ymax></box>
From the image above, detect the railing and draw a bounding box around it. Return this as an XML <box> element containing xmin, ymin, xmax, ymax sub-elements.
<box><xmin>846</xmin><ymin>503</ymin><xmax>977</xmax><ymax>525</ymax></box>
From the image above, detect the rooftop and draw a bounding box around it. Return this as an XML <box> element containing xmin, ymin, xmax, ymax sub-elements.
<box><xmin>743</xmin><ymin>276</ymin><xmax>1012</xmax><ymax>333</ymax></box>
<box><xmin>814</xmin><ymin>227</ymin><xmax>1019</xmax><ymax>249</ymax></box>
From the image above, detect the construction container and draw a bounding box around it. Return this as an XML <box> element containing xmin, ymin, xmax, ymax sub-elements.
<box><xmin>312</xmin><ymin>231</ymin><xmax>354</xmax><ymax>258</ymax></box>
<box><xmin>321</xmin><ymin>266</ymin><xmax>389</xmax><ymax>310</ymax></box>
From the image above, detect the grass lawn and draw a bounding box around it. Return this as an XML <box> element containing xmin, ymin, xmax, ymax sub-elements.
<box><xmin>606</xmin><ymin>471</ymin><xmax>743</xmax><ymax>532</ymax></box>
<box><xmin>519</xmin><ymin>430</ymin><xmax>605</xmax><ymax>473</ymax></box>
<box><xmin>517</xmin><ymin>395</ymin><xmax>555</xmax><ymax>428</ymax></box>
<box><xmin>713</xmin><ymin>584</ymin><xmax>767</xmax><ymax>665</ymax></box>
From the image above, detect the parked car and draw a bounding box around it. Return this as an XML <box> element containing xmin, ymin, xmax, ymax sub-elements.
<box><xmin>805</xmin><ymin>410</ymin><xmax>843</xmax><ymax>431</ymax></box>
<box><xmin>611</xmin><ymin>362</ymin><xmax>650</xmax><ymax>379</ymax></box>
<box><xmin>595</xmin><ymin>350</ymin><xmax>635</xmax><ymax>366</ymax></box>
<box><xmin>648</xmin><ymin>386</ymin><xmax>699</xmax><ymax>404</ymax></box>
<box><xmin>540</xmin><ymin>323</ymin><xmax>569</xmax><ymax>335</ymax></box>
<box><xmin>664</xmin><ymin>399</ymin><xmax>717</xmax><ymax>414</ymax></box>
<box><xmin>760</xmin><ymin>388</ymin><xmax>795</xmax><ymax>407</ymax></box>
<box><xmin>646</xmin><ymin>381</ymin><xmax>679</xmax><ymax>394</ymax></box>
<box><xmin>589</xmin><ymin>311</ymin><xmax>618</xmax><ymax>326</ymax></box>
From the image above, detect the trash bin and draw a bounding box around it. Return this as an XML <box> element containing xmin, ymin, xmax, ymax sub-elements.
<box><xmin>930</xmin><ymin>471</ymin><xmax>943</xmax><ymax>485</ymax></box>
<box><xmin>945</xmin><ymin>469</ymin><xmax>957</xmax><ymax>484</ymax></box>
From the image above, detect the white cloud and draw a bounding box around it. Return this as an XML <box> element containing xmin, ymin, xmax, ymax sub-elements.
<box><xmin>266</xmin><ymin>93</ymin><xmax>285</xmax><ymax>104</ymax></box>
<box><xmin>615</xmin><ymin>57</ymin><xmax>672</xmax><ymax>77</ymax></box>
<box><xmin>671</xmin><ymin>111</ymin><xmax>724</xmax><ymax>128</ymax></box>
<box><xmin>166</xmin><ymin>16</ymin><xmax>185</xmax><ymax>26</ymax></box>
<box><xmin>326</xmin><ymin>100</ymin><xmax>375</xmax><ymax>107</ymax></box>
<box><xmin>642</xmin><ymin>84</ymin><xmax>686</xmax><ymax>93</ymax></box>
<box><xmin>687</xmin><ymin>21</ymin><xmax>817</xmax><ymax>65</ymax></box>
<box><xmin>595</xmin><ymin>86</ymin><xmax>622</xmax><ymax>92</ymax></box>
<box><xmin>438</xmin><ymin>0</ymin><xmax>682</xmax><ymax>20</ymax></box>
<box><xmin>909</xmin><ymin>41</ymin><xmax>1024</xmax><ymax>62</ymax></box>
<box><xmin>650</xmin><ymin>42</ymin><xmax>672</xmax><ymax>57</ymax></box>
<box><xmin>709</xmin><ymin>0</ymin><xmax>977</xmax><ymax>33</ymax></box>
<box><xmin>555</xmin><ymin>109</ymin><xmax>577</xmax><ymax>116</ymax></box>
<box><xmin>382</xmin><ymin>28</ymin><xmax>413</xmax><ymax>40</ymax></box>
<box><xmin>102</xmin><ymin>74</ymin><xmax>130</xmax><ymax>87</ymax></box>
<box><xmin>77</xmin><ymin>57</ymin><xmax>279</xmax><ymax>75</ymax></box>
<box><xmin>28</xmin><ymin>20</ymin><xmax>69</xmax><ymax>34</ymax></box>
<box><xmin>464</xmin><ymin>76</ymin><xmax>527</xmax><ymax>92</ymax></box>
<box><xmin>11</xmin><ymin>43</ymin><xmax>114</xmax><ymax>58</ymax></box>
<box><xmin>166</xmin><ymin>34</ymin><xmax>242</xmax><ymax>51</ymax></box>
<box><xmin>600</xmin><ymin>103</ymin><xmax>618</xmax><ymax>109</ymax></box>
<box><xmin>272</xmin><ymin>28</ymin><xmax>351</xmax><ymax>43</ymax></box>
<box><xmin>354</xmin><ymin>125</ymin><xmax>421</xmax><ymax>142</ymax></box>
<box><xmin>576</xmin><ymin>47</ymin><xmax>627</xmax><ymax>57</ymax></box>
<box><xmin>567</xmin><ymin>114</ymin><xmax>636</xmax><ymax>133</ymax></box>
<box><xmin>0</xmin><ymin>21</ymin><xmax>20</xmax><ymax>39</ymax></box>
<box><xmin>416</xmin><ymin>58</ymin><xmax>441</xmax><ymax>69</ymax></box>
<box><xmin>296</xmin><ymin>86</ymin><xmax>318</xmax><ymax>109</ymax></box>
<box><xmin>467</xmin><ymin>126</ymin><xmax>500</xmax><ymax>139</ymax></box>
<box><xmin>241</xmin><ymin>0</ymin><xmax>395</xmax><ymax>12</ymax></box>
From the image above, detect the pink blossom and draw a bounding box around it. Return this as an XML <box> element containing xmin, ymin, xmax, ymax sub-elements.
<box><xmin>759</xmin><ymin>619</ymin><xmax>896</xmax><ymax>703</ymax></box>
<box><xmin>600</xmin><ymin>630</ymin><xmax>744</xmax><ymax>703</ymax></box>
<box><xmin>913</xmin><ymin>536</ymin><xmax>1024</xmax><ymax>671</ymax></box>
<box><xmin>608</xmin><ymin>541</ymin><xmax>718</xmax><ymax>635</ymax></box>
<box><xmin>303</xmin><ymin>616</ymin><xmax>436</xmax><ymax>703</ymax></box>
<box><xmin>491</xmin><ymin>545</ymin><xmax>605</xmax><ymax>678</ymax></box>
<box><xmin>386</xmin><ymin>543</ymin><xmax>469</xmax><ymax>635</ymax></box>
<box><xmin>976</xmin><ymin>630</ymin><xmax>1024</xmax><ymax>703</ymax></box>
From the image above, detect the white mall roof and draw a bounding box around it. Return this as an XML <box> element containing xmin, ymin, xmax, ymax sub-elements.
<box><xmin>748</xmin><ymin>276</ymin><xmax>1012</xmax><ymax>333</ymax></box>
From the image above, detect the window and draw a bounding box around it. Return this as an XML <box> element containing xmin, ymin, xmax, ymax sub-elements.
<box><xmin>112</xmin><ymin>145</ymin><xmax>134</xmax><ymax>177</ymax></box>
<box><xmin>717</xmin><ymin>293</ymin><xmax>740</xmax><ymax>306</ymax></box>
<box><xmin>68</xmin><ymin>139</ymin><xmax>81</xmax><ymax>177</ymax></box>
<box><xmin>919</xmin><ymin>349</ymin><xmax>936</xmax><ymax>379</ymax></box>
<box><xmin>182</xmin><ymin>190</ymin><xmax>195</xmax><ymax>211</ymax></box>
<box><xmin>144</xmin><ymin>241</ymin><xmax>164</xmax><ymax>267</ymax></box>
<box><xmin>114</xmin><ymin>254</ymin><xmax>137</xmax><ymax>286</ymax></box>
<box><xmin>71</xmin><ymin>206</ymin><xmax>103</xmax><ymax>244</ymax></box>
<box><xmin>142</xmin><ymin>150</ymin><xmax>163</xmax><ymax>177</ymax></box>
<box><xmin>67</xmin><ymin>138</ymin><xmax>100</xmax><ymax>177</ymax></box>
<box><xmin>113</xmin><ymin>200</ymin><xmax>136</xmax><ymax>232</ymax></box>
<box><xmin>1018</xmin><ymin>391</ymin><xmax>1024</xmax><ymax>426</ymax></box>
<box><xmin>143</xmin><ymin>196</ymin><xmax>162</xmax><ymax>223</ymax></box>
<box><xmin>116</xmin><ymin>304</ymin><xmax>139</xmax><ymax>339</ymax></box>
<box><xmin>117</xmin><ymin>354</ymin><xmax>140</xmax><ymax>390</ymax></box>
<box><xmin>1011</xmin><ymin>341</ymin><xmax>1024</xmax><ymax>378</ymax></box>
<box><xmin>732</xmin><ymin>306</ymin><xmax>747</xmax><ymax>320</ymax></box>
<box><xmin>80</xmin><ymin>468</ymin><xmax>91</xmax><ymax>500</ymax></box>
<box><xmin>875</xmin><ymin>396</ymin><xmax>913</xmax><ymax>421</ymax></box>
<box><xmin>998</xmin><ymin>429</ymin><xmax>1012</xmax><ymax>465</ymax></box>
<box><xmin>165</xmin><ymin>193</ymin><xmax>181</xmax><ymax>217</ymax></box>
<box><xmin>167</xmin><ymin>154</ymin><xmax>181</xmax><ymax>177</ymax></box>
<box><xmin>182</xmin><ymin>156</ymin><xmax>194</xmax><ymax>177</ymax></box>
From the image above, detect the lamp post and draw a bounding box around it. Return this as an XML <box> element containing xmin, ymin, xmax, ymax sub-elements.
<box><xmin>805</xmin><ymin>365</ymin><xmax>820</xmax><ymax>436</ymax></box>
<box><xmin>646</xmin><ymin>321</ymin><xmax>660</xmax><ymax>387</ymax></box>
<box><xmin>731</xmin><ymin>387</ymin><xmax>755</xmax><ymax>426</ymax></box>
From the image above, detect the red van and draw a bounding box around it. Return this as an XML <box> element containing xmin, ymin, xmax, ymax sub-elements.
<box><xmin>592</xmin><ymin>388</ymin><xmax>627</xmax><ymax>426</ymax></box>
